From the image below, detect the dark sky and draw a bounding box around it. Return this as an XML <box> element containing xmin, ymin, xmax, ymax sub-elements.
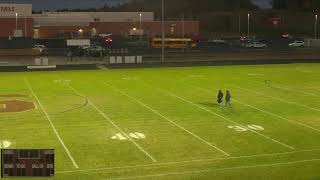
<box><xmin>0</xmin><ymin>0</ymin><xmax>272</xmax><ymax>10</ymax></box>
<box><xmin>0</xmin><ymin>0</ymin><xmax>127</xmax><ymax>10</ymax></box>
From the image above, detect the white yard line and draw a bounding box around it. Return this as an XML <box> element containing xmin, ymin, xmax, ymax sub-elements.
<box><xmin>307</xmin><ymin>75</ymin><xmax>320</xmax><ymax>80</ymax></box>
<box><xmin>24</xmin><ymin>78</ymin><xmax>79</xmax><ymax>169</ymax></box>
<box><xmin>233</xmin><ymin>99</ymin><xmax>320</xmax><ymax>134</ymax></box>
<box><xmin>232</xmin><ymin>85</ymin><xmax>320</xmax><ymax>113</ymax></box>
<box><xmin>104</xmin><ymin>83</ymin><xmax>230</xmax><ymax>157</ymax></box>
<box><xmin>161</xmin><ymin>89</ymin><xmax>295</xmax><ymax>150</ymax></box>
<box><xmin>196</xmin><ymin>85</ymin><xmax>320</xmax><ymax>134</ymax></box>
<box><xmin>65</xmin><ymin>83</ymin><xmax>157</xmax><ymax>163</ymax></box>
<box><xmin>33</xmin><ymin>101</ymin><xmax>38</xmax><ymax>109</ymax></box>
<box><xmin>298</xmin><ymin>70</ymin><xmax>320</xmax><ymax>80</ymax></box>
<box><xmin>107</xmin><ymin>158</ymin><xmax>320</xmax><ymax>180</ymax></box>
<box><xmin>232</xmin><ymin>76</ymin><xmax>319</xmax><ymax>97</ymax></box>
<box><xmin>56</xmin><ymin>148</ymin><xmax>320</xmax><ymax>174</ymax></box>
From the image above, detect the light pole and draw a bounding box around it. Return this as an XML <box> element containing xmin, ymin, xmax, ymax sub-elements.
<box><xmin>238</xmin><ymin>14</ymin><xmax>241</xmax><ymax>34</ymax></box>
<box><xmin>139</xmin><ymin>13</ymin><xmax>142</xmax><ymax>29</ymax></box>
<box><xmin>15</xmin><ymin>13</ymin><xmax>18</xmax><ymax>30</ymax></box>
<box><xmin>247</xmin><ymin>13</ymin><xmax>250</xmax><ymax>36</ymax></box>
<box><xmin>139</xmin><ymin>13</ymin><xmax>142</xmax><ymax>40</ymax></box>
<box><xmin>24</xmin><ymin>16</ymin><xmax>27</xmax><ymax>37</ymax></box>
<box><xmin>182</xmin><ymin>13</ymin><xmax>185</xmax><ymax>38</ymax></box>
<box><xmin>315</xmin><ymin>14</ymin><xmax>318</xmax><ymax>39</ymax></box>
<box><xmin>161</xmin><ymin>0</ymin><xmax>165</xmax><ymax>61</ymax></box>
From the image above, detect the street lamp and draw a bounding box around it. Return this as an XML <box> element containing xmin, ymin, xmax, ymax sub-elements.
<box><xmin>161</xmin><ymin>0</ymin><xmax>165</xmax><ymax>61</ymax></box>
<box><xmin>15</xmin><ymin>13</ymin><xmax>18</xmax><ymax>30</ymax></box>
<box><xmin>315</xmin><ymin>14</ymin><xmax>318</xmax><ymax>39</ymax></box>
<box><xmin>139</xmin><ymin>13</ymin><xmax>142</xmax><ymax>29</ymax></box>
<box><xmin>139</xmin><ymin>13</ymin><xmax>142</xmax><ymax>41</ymax></box>
<box><xmin>247</xmin><ymin>13</ymin><xmax>250</xmax><ymax>36</ymax></box>
<box><xmin>78</xmin><ymin>29</ymin><xmax>83</xmax><ymax>37</ymax></box>
<box><xmin>238</xmin><ymin>14</ymin><xmax>241</xmax><ymax>34</ymax></box>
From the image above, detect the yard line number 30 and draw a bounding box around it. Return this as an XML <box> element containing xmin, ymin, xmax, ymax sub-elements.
<box><xmin>228</xmin><ymin>125</ymin><xmax>264</xmax><ymax>132</ymax></box>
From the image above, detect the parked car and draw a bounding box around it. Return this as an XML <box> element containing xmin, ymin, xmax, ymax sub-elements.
<box><xmin>86</xmin><ymin>45</ymin><xmax>107</xmax><ymax>57</ymax></box>
<box><xmin>245</xmin><ymin>42</ymin><xmax>267</xmax><ymax>48</ymax></box>
<box><xmin>240</xmin><ymin>36</ymin><xmax>255</xmax><ymax>43</ymax></box>
<box><xmin>281</xmin><ymin>33</ymin><xmax>292</xmax><ymax>39</ymax></box>
<box><xmin>288</xmin><ymin>41</ymin><xmax>305</xmax><ymax>47</ymax></box>
<box><xmin>80</xmin><ymin>45</ymin><xmax>90</xmax><ymax>50</ymax></box>
<box><xmin>33</xmin><ymin>44</ymin><xmax>48</xmax><ymax>53</ymax></box>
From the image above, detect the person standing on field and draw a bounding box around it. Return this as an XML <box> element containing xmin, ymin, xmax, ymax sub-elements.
<box><xmin>226</xmin><ymin>90</ymin><xmax>231</xmax><ymax>107</ymax></box>
<box><xmin>217</xmin><ymin>90</ymin><xmax>223</xmax><ymax>107</ymax></box>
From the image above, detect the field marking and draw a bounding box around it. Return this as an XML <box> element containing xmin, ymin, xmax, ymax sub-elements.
<box><xmin>0</xmin><ymin>140</ymin><xmax>11</xmax><ymax>148</ymax></box>
<box><xmin>195</xmin><ymin>85</ymin><xmax>320</xmax><ymax>134</ymax></box>
<box><xmin>232</xmin><ymin>85</ymin><xmax>320</xmax><ymax>113</ymax></box>
<box><xmin>306</xmin><ymin>75</ymin><xmax>320</xmax><ymax>80</ymax></box>
<box><xmin>56</xmin><ymin>148</ymin><xmax>320</xmax><ymax>174</ymax></box>
<box><xmin>232</xmin><ymin>76</ymin><xmax>319</xmax><ymax>97</ymax></box>
<box><xmin>180</xmin><ymin>73</ymin><xmax>320</xmax><ymax>134</ymax></box>
<box><xmin>107</xmin><ymin>158</ymin><xmax>320</xmax><ymax>180</ymax></box>
<box><xmin>160</xmin><ymin>89</ymin><xmax>295</xmax><ymax>150</ymax></box>
<box><xmin>297</xmin><ymin>70</ymin><xmax>320</xmax><ymax>80</ymax></box>
<box><xmin>104</xmin><ymin>82</ymin><xmax>230</xmax><ymax>156</ymax></box>
<box><xmin>234</xmin><ymin>99</ymin><xmax>320</xmax><ymax>134</ymax></box>
<box><xmin>64</xmin><ymin>82</ymin><xmax>157</xmax><ymax>163</ymax></box>
<box><xmin>111</xmin><ymin>132</ymin><xmax>146</xmax><ymax>141</ymax></box>
<box><xmin>33</xmin><ymin>101</ymin><xmax>38</xmax><ymax>109</ymax></box>
<box><xmin>24</xmin><ymin>78</ymin><xmax>79</xmax><ymax>169</ymax></box>
<box><xmin>0</xmin><ymin>121</ymin><xmax>117</xmax><ymax>132</ymax></box>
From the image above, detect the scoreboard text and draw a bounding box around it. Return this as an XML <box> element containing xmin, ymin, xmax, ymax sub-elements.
<box><xmin>1</xmin><ymin>149</ymin><xmax>54</xmax><ymax>178</ymax></box>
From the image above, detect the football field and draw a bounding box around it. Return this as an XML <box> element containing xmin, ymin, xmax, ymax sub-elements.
<box><xmin>1</xmin><ymin>63</ymin><xmax>320</xmax><ymax>179</ymax></box>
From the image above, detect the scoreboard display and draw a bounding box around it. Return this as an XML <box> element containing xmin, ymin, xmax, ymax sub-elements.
<box><xmin>1</xmin><ymin>149</ymin><xmax>54</xmax><ymax>178</ymax></box>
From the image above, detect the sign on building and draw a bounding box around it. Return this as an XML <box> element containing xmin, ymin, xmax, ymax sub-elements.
<box><xmin>0</xmin><ymin>4</ymin><xmax>32</xmax><ymax>17</ymax></box>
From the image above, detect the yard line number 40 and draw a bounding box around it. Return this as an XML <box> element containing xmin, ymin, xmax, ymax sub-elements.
<box><xmin>228</xmin><ymin>125</ymin><xmax>264</xmax><ymax>132</ymax></box>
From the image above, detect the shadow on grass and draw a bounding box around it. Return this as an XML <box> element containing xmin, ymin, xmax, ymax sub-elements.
<box><xmin>199</xmin><ymin>102</ymin><xmax>220</xmax><ymax>108</ymax></box>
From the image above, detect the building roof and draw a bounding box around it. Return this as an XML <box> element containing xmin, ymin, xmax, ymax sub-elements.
<box><xmin>33</xmin><ymin>14</ymin><xmax>93</xmax><ymax>26</ymax></box>
<box><xmin>32</xmin><ymin>11</ymin><xmax>154</xmax><ymax>27</ymax></box>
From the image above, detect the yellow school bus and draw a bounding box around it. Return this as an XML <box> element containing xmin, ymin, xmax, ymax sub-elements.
<box><xmin>151</xmin><ymin>38</ymin><xmax>196</xmax><ymax>49</ymax></box>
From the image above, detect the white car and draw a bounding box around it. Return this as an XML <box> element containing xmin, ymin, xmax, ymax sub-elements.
<box><xmin>245</xmin><ymin>42</ymin><xmax>267</xmax><ymax>48</ymax></box>
<box><xmin>33</xmin><ymin>44</ymin><xmax>47</xmax><ymax>53</ymax></box>
<box><xmin>80</xmin><ymin>45</ymin><xmax>90</xmax><ymax>50</ymax></box>
<box><xmin>289</xmin><ymin>41</ymin><xmax>305</xmax><ymax>47</ymax></box>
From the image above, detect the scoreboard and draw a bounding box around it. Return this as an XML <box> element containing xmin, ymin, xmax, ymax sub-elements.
<box><xmin>1</xmin><ymin>149</ymin><xmax>54</xmax><ymax>178</ymax></box>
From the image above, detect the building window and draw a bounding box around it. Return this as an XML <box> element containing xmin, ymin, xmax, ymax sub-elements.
<box><xmin>170</xmin><ymin>27</ymin><xmax>175</xmax><ymax>34</ymax></box>
<box><xmin>33</xmin><ymin>29</ymin><xmax>39</xmax><ymax>39</ymax></box>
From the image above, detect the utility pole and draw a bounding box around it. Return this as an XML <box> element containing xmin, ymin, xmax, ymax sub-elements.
<box><xmin>161</xmin><ymin>0</ymin><xmax>165</xmax><ymax>61</ymax></box>
<box><xmin>139</xmin><ymin>13</ymin><xmax>142</xmax><ymax>40</ymax></box>
<box><xmin>315</xmin><ymin>14</ymin><xmax>318</xmax><ymax>39</ymax></box>
<box><xmin>247</xmin><ymin>13</ymin><xmax>250</xmax><ymax>36</ymax></box>
<box><xmin>15</xmin><ymin>13</ymin><xmax>18</xmax><ymax>30</ymax></box>
<box><xmin>24</xmin><ymin>16</ymin><xmax>27</xmax><ymax>37</ymax></box>
<box><xmin>182</xmin><ymin>13</ymin><xmax>185</xmax><ymax>38</ymax></box>
<box><xmin>238</xmin><ymin>14</ymin><xmax>241</xmax><ymax>34</ymax></box>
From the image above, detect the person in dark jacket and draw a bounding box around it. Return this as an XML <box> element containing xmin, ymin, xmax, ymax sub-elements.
<box><xmin>217</xmin><ymin>90</ymin><xmax>223</xmax><ymax>107</ymax></box>
<box><xmin>226</xmin><ymin>90</ymin><xmax>231</xmax><ymax>107</ymax></box>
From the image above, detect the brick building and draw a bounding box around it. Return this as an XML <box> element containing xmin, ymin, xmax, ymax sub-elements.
<box><xmin>0</xmin><ymin>4</ymin><xmax>199</xmax><ymax>39</ymax></box>
<box><xmin>0</xmin><ymin>4</ymin><xmax>33</xmax><ymax>37</ymax></box>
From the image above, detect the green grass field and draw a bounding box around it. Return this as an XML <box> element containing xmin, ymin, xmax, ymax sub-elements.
<box><xmin>1</xmin><ymin>63</ymin><xmax>320</xmax><ymax>180</ymax></box>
